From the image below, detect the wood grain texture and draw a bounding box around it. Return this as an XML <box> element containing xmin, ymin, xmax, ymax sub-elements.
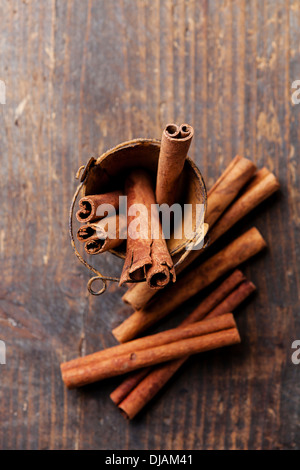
<box><xmin>0</xmin><ymin>0</ymin><xmax>299</xmax><ymax>450</ymax></box>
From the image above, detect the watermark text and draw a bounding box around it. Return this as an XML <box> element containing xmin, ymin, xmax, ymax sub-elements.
<box><xmin>0</xmin><ymin>340</ymin><xmax>6</xmax><ymax>364</ymax></box>
<box><xmin>0</xmin><ymin>80</ymin><xmax>6</xmax><ymax>104</ymax></box>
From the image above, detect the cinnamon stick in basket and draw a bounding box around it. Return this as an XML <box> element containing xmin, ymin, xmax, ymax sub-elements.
<box><xmin>61</xmin><ymin>314</ymin><xmax>239</xmax><ymax>389</ymax></box>
<box><xmin>119</xmin><ymin>169</ymin><xmax>175</xmax><ymax>289</ymax></box>
<box><xmin>113</xmin><ymin>227</ymin><xmax>266</xmax><ymax>343</ymax></box>
<box><xmin>76</xmin><ymin>190</ymin><xmax>122</xmax><ymax>223</ymax></box>
<box><xmin>156</xmin><ymin>123</ymin><xmax>194</xmax><ymax>206</ymax></box>
<box><xmin>77</xmin><ymin>215</ymin><xmax>126</xmax><ymax>255</ymax></box>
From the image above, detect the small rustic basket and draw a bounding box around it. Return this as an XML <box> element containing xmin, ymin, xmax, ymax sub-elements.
<box><xmin>69</xmin><ymin>138</ymin><xmax>207</xmax><ymax>295</ymax></box>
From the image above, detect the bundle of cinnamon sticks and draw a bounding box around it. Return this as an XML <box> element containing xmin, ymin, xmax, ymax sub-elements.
<box><xmin>76</xmin><ymin>123</ymin><xmax>196</xmax><ymax>289</ymax></box>
<box><xmin>64</xmin><ymin>123</ymin><xmax>280</xmax><ymax>420</ymax></box>
<box><xmin>76</xmin><ymin>190</ymin><xmax>126</xmax><ymax>255</ymax></box>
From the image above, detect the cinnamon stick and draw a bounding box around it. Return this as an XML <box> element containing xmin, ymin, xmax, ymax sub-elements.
<box><xmin>156</xmin><ymin>123</ymin><xmax>194</xmax><ymax>206</ymax></box>
<box><xmin>61</xmin><ymin>313</ymin><xmax>235</xmax><ymax>373</ymax></box>
<box><xmin>76</xmin><ymin>190</ymin><xmax>122</xmax><ymax>223</ymax></box>
<box><xmin>119</xmin><ymin>169</ymin><xmax>175</xmax><ymax>288</ymax></box>
<box><xmin>122</xmin><ymin>166</ymin><xmax>279</xmax><ymax>310</ymax></box>
<box><xmin>76</xmin><ymin>214</ymin><xmax>126</xmax><ymax>254</ymax></box>
<box><xmin>61</xmin><ymin>315</ymin><xmax>239</xmax><ymax>388</ymax></box>
<box><xmin>113</xmin><ymin>279</ymin><xmax>255</xmax><ymax>419</ymax></box>
<box><xmin>113</xmin><ymin>227</ymin><xmax>266</xmax><ymax>343</ymax></box>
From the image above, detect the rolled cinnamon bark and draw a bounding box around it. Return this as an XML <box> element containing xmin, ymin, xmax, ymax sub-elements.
<box><xmin>155</xmin><ymin>123</ymin><xmax>194</xmax><ymax>206</ymax></box>
<box><xmin>113</xmin><ymin>227</ymin><xmax>266</xmax><ymax>343</ymax></box>
<box><xmin>77</xmin><ymin>225</ymin><xmax>96</xmax><ymax>242</ymax></box>
<box><xmin>122</xmin><ymin>279</ymin><xmax>146</xmax><ymax>307</ymax></box>
<box><xmin>61</xmin><ymin>315</ymin><xmax>239</xmax><ymax>388</ymax></box>
<box><xmin>145</xmin><ymin>202</ymin><xmax>175</xmax><ymax>289</ymax></box>
<box><xmin>61</xmin><ymin>314</ymin><xmax>235</xmax><ymax>374</ymax></box>
<box><xmin>180</xmin><ymin>276</ymin><xmax>254</xmax><ymax>326</ymax></box>
<box><xmin>119</xmin><ymin>169</ymin><xmax>175</xmax><ymax>288</ymax></box>
<box><xmin>76</xmin><ymin>190</ymin><xmax>122</xmax><ymax>223</ymax></box>
<box><xmin>122</xmin><ymin>166</ymin><xmax>279</xmax><ymax>310</ymax></box>
<box><xmin>113</xmin><ymin>279</ymin><xmax>256</xmax><ymax>419</ymax></box>
<box><xmin>77</xmin><ymin>215</ymin><xmax>127</xmax><ymax>255</ymax></box>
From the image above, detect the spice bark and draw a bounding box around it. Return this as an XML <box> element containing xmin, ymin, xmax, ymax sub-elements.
<box><xmin>76</xmin><ymin>190</ymin><xmax>122</xmax><ymax>223</ymax></box>
<box><xmin>156</xmin><ymin>123</ymin><xmax>194</xmax><ymax>206</ymax></box>
<box><xmin>77</xmin><ymin>214</ymin><xmax>126</xmax><ymax>254</ymax></box>
<box><xmin>119</xmin><ymin>169</ymin><xmax>175</xmax><ymax>288</ymax></box>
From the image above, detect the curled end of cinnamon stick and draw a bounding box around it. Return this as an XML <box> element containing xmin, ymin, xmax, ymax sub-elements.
<box><xmin>118</xmin><ymin>407</ymin><xmax>130</xmax><ymax>420</ymax></box>
<box><xmin>119</xmin><ymin>252</ymin><xmax>152</xmax><ymax>286</ymax></box>
<box><xmin>147</xmin><ymin>266</ymin><xmax>170</xmax><ymax>289</ymax></box>
<box><xmin>85</xmin><ymin>238</ymin><xmax>106</xmax><ymax>255</ymax></box>
<box><xmin>110</xmin><ymin>368</ymin><xmax>150</xmax><ymax>406</ymax></box>
<box><xmin>179</xmin><ymin>123</ymin><xmax>194</xmax><ymax>140</ymax></box>
<box><xmin>77</xmin><ymin>225</ymin><xmax>95</xmax><ymax>242</ymax></box>
<box><xmin>156</xmin><ymin>123</ymin><xmax>194</xmax><ymax>206</ymax></box>
<box><xmin>146</xmin><ymin>261</ymin><xmax>176</xmax><ymax>289</ymax></box>
<box><xmin>164</xmin><ymin>123</ymin><xmax>194</xmax><ymax>142</ymax></box>
<box><xmin>165</xmin><ymin>123</ymin><xmax>180</xmax><ymax>138</ymax></box>
<box><xmin>76</xmin><ymin>191</ymin><xmax>122</xmax><ymax>223</ymax></box>
<box><xmin>76</xmin><ymin>198</ymin><xmax>96</xmax><ymax>223</ymax></box>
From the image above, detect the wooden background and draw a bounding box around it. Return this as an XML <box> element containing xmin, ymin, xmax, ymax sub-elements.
<box><xmin>0</xmin><ymin>0</ymin><xmax>299</xmax><ymax>450</ymax></box>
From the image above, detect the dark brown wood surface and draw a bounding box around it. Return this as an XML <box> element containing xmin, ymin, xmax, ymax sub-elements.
<box><xmin>0</xmin><ymin>0</ymin><xmax>299</xmax><ymax>450</ymax></box>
